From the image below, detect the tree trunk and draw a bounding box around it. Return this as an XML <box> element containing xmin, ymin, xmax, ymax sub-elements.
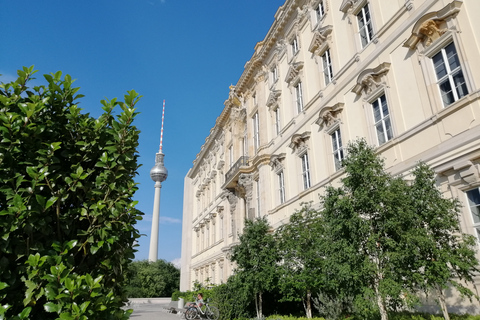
<box><xmin>304</xmin><ymin>290</ymin><xmax>312</xmax><ymax>318</ymax></box>
<box><xmin>437</xmin><ymin>286</ymin><xmax>450</xmax><ymax>320</ymax></box>
<box><xmin>254</xmin><ymin>292</ymin><xmax>259</xmax><ymax>319</ymax></box>
<box><xmin>258</xmin><ymin>291</ymin><xmax>263</xmax><ymax>319</ymax></box>
<box><xmin>374</xmin><ymin>272</ymin><xmax>388</xmax><ymax>320</ymax></box>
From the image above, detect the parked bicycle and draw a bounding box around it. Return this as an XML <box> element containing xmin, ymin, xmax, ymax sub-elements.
<box><xmin>184</xmin><ymin>296</ymin><xmax>219</xmax><ymax>320</ymax></box>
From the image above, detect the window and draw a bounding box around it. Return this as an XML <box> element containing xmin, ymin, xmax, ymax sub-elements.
<box><xmin>229</xmin><ymin>145</ymin><xmax>233</xmax><ymax>168</ymax></box>
<box><xmin>271</xmin><ymin>66</ymin><xmax>278</xmax><ymax>85</ymax></box>
<box><xmin>466</xmin><ymin>188</ymin><xmax>480</xmax><ymax>241</ymax></box>
<box><xmin>278</xmin><ymin>170</ymin><xmax>286</xmax><ymax>204</ymax></box>
<box><xmin>357</xmin><ymin>4</ymin><xmax>374</xmax><ymax>48</ymax></box>
<box><xmin>291</xmin><ymin>36</ymin><xmax>299</xmax><ymax>55</ymax></box>
<box><xmin>316</xmin><ymin>1</ymin><xmax>325</xmax><ymax>23</ymax></box>
<box><xmin>322</xmin><ymin>49</ymin><xmax>333</xmax><ymax>85</ymax></box>
<box><xmin>219</xmin><ymin>215</ymin><xmax>223</xmax><ymax>239</ymax></box>
<box><xmin>253</xmin><ymin>112</ymin><xmax>260</xmax><ymax>151</ymax></box>
<box><xmin>256</xmin><ymin>179</ymin><xmax>261</xmax><ymax>217</ymax></box>
<box><xmin>331</xmin><ymin>129</ymin><xmax>344</xmax><ymax>171</ymax></box>
<box><xmin>372</xmin><ymin>95</ymin><xmax>393</xmax><ymax>145</ymax></box>
<box><xmin>301</xmin><ymin>153</ymin><xmax>311</xmax><ymax>190</ymax></box>
<box><xmin>295</xmin><ymin>82</ymin><xmax>304</xmax><ymax>113</ymax></box>
<box><xmin>432</xmin><ymin>42</ymin><xmax>468</xmax><ymax>106</ymax></box>
<box><xmin>274</xmin><ymin>108</ymin><xmax>281</xmax><ymax>135</ymax></box>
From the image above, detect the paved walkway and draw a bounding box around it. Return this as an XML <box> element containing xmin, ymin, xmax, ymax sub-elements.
<box><xmin>128</xmin><ymin>298</ymin><xmax>185</xmax><ymax>320</ymax></box>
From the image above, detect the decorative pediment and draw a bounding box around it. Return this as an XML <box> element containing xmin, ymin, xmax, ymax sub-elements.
<box><xmin>285</xmin><ymin>62</ymin><xmax>304</xmax><ymax>84</ymax></box>
<box><xmin>352</xmin><ymin>62</ymin><xmax>391</xmax><ymax>97</ymax></box>
<box><xmin>403</xmin><ymin>1</ymin><xmax>462</xmax><ymax>50</ymax></box>
<box><xmin>315</xmin><ymin>103</ymin><xmax>344</xmax><ymax>130</ymax></box>
<box><xmin>288</xmin><ymin>131</ymin><xmax>311</xmax><ymax>155</ymax></box>
<box><xmin>266</xmin><ymin>90</ymin><xmax>282</xmax><ymax>110</ymax></box>
<box><xmin>339</xmin><ymin>0</ymin><xmax>359</xmax><ymax>14</ymax></box>
<box><xmin>269</xmin><ymin>153</ymin><xmax>286</xmax><ymax>172</ymax></box>
<box><xmin>308</xmin><ymin>25</ymin><xmax>333</xmax><ymax>55</ymax></box>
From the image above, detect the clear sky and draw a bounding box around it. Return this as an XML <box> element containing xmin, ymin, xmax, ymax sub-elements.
<box><xmin>1</xmin><ymin>0</ymin><xmax>284</xmax><ymax>266</ymax></box>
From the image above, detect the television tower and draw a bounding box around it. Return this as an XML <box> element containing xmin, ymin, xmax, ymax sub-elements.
<box><xmin>148</xmin><ymin>99</ymin><xmax>168</xmax><ymax>262</ymax></box>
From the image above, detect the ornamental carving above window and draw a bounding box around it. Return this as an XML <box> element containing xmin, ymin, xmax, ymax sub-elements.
<box><xmin>352</xmin><ymin>62</ymin><xmax>391</xmax><ymax>100</ymax></box>
<box><xmin>403</xmin><ymin>0</ymin><xmax>462</xmax><ymax>50</ymax></box>
<box><xmin>315</xmin><ymin>102</ymin><xmax>344</xmax><ymax>130</ymax></box>
<box><xmin>285</xmin><ymin>62</ymin><xmax>304</xmax><ymax>84</ymax></box>
<box><xmin>269</xmin><ymin>153</ymin><xmax>286</xmax><ymax>173</ymax></box>
<box><xmin>288</xmin><ymin>131</ymin><xmax>311</xmax><ymax>155</ymax></box>
<box><xmin>308</xmin><ymin>25</ymin><xmax>333</xmax><ymax>56</ymax></box>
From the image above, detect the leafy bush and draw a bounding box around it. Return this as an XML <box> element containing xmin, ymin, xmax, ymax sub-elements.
<box><xmin>0</xmin><ymin>67</ymin><xmax>142</xmax><ymax>319</ymax></box>
<box><xmin>124</xmin><ymin>259</ymin><xmax>180</xmax><ymax>298</ymax></box>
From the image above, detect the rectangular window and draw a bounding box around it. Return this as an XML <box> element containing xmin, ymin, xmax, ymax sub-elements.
<box><xmin>253</xmin><ymin>112</ymin><xmax>260</xmax><ymax>151</ymax></box>
<box><xmin>372</xmin><ymin>95</ymin><xmax>393</xmax><ymax>145</ymax></box>
<box><xmin>219</xmin><ymin>215</ymin><xmax>223</xmax><ymax>239</ymax></box>
<box><xmin>278</xmin><ymin>170</ymin><xmax>286</xmax><ymax>204</ymax></box>
<box><xmin>274</xmin><ymin>108</ymin><xmax>281</xmax><ymax>135</ymax></box>
<box><xmin>229</xmin><ymin>145</ymin><xmax>233</xmax><ymax>168</ymax></box>
<box><xmin>271</xmin><ymin>66</ymin><xmax>278</xmax><ymax>85</ymax></box>
<box><xmin>256</xmin><ymin>179</ymin><xmax>261</xmax><ymax>217</ymax></box>
<box><xmin>331</xmin><ymin>129</ymin><xmax>344</xmax><ymax>171</ymax></box>
<box><xmin>322</xmin><ymin>49</ymin><xmax>334</xmax><ymax>85</ymax></box>
<box><xmin>301</xmin><ymin>153</ymin><xmax>311</xmax><ymax>190</ymax></box>
<box><xmin>466</xmin><ymin>188</ymin><xmax>480</xmax><ymax>242</ymax></box>
<box><xmin>291</xmin><ymin>36</ymin><xmax>299</xmax><ymax>55</ymax></box>
<box><xmin>316</xmin><ymin>1</ymin><xmax>325</xmax><ymax>22</ymax></box>
<box><xmin>357</xmin><ymin>4</ymin><xmax>374</xmax><ymax>48</ymax></box>
<box><xmin>295</xmin><ymin>82</ymin><xmax>304</xmax><ymax>113</ymax></box>
<box><xmin>432</xmin><ymin>42</ymin><xmax>468</xmax><ymax>106</ymax></box>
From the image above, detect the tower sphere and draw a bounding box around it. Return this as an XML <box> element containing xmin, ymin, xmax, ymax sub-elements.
<box><xmin>150</xmin><ymin>162</ymin><xmax>168</xmax><ymax>182</ymax></box>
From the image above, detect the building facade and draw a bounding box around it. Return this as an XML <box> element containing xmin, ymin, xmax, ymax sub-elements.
<box><xmin>181</xmin><ymin>0</ymin><xmax>480</xmax><ymax>309</ymax></box>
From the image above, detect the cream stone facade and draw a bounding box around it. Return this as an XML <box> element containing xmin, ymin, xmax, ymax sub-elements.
<box><xmin>180</xmin><ymin>0</ymin><xmax>480</xmax><ymax>310</ymax></box>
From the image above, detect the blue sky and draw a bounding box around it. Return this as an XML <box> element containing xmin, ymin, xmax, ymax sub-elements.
<box><xmin>1</xmin><ymin>0</ymin><xmax>284</xmax><ymax>265</ymax></box>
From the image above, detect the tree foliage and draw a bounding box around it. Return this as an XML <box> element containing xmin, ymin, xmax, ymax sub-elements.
<box><xmin>230</xmin><ymin>217</ymin><xmax>280</xmax><ymax>319</ymax></box>
<box><xmin>276</xmin><ymin>203</ymin><xmax>327</xmax><ymax>318</ymax></box>
<box><xmin>124</xmin><ymin>259</ymin><xmax>180</xmax><ymax>298</ymax></box>
<box><xmin>0</xmin><ymin>66</ymin><xmax>142</xmax><ymax>319</ymax></box>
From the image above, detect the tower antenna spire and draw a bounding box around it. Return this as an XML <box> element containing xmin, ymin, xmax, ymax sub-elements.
<box><xmin>149</xmin><ymin>99</ymin><xmax>168</xmax><ymax>262</ymax></box>
<box><xmin>159</xmin><ymin>99</ymin><xmax>165</xmax><ymax>153</ymax></box>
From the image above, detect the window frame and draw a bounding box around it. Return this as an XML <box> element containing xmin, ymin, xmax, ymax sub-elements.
<box><xmin>315</xmin><ymin>1</ymin><xmax>325</xmax><ymax>24</ymax></box>
<box><xmin>431</xmin><ymin>42</ymin><xmax>468</xmax><ymax>107</ymax></box>
<box><xmin>331</xmin><ymin>128</ymin><xmax>344</xmax><ymax>171</ymax></box>
<box><xmin>295</xmin><ymin>81</ymin><xmax>304</xmax><ymax>114</ymax></box>
<box><xmin>291</xmin><ymin>36</ymin><xmax>299</xmax><ymax>56</ymax></box>
<box><xmin>356</xmin><ymin>3</ymin><xmax>374</xmax><ymax>48</ymax></box>
<box><xmin>253</xmin><ymin>112</ymin><xmax>260</xmax><ymax>152</ymax></box>
<box><xmin>300</xmin><ymin>152</ymin><xmax>311</xmax><ymax>190</ymax></box>
<box><xmin>322</xmin><ymin>48</ymin><xmax>334</xmax><ymax>85</ymax></box>
<box><xmin>278</xmin><ymin>170</ymin><xmax>286</xmax><ymax>204</ymax></box>
<box><xmin>466</xmin><ymin>188</ymin><xmax>480</xmax><ymax>243</ymax></box>
<box><xmin>274</xmin><ymin>108</ymin><xmax>281</xmax><ymax>136</ymax></box>
<box><xmin>371</xmin><ymin>94</ymin><xmax>393</xmax><ymax>146</ymax></box>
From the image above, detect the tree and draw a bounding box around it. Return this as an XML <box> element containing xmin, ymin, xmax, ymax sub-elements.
<box><xmin>401</xmin><ymin>163</ymin><xmax>479</xmax><ymax>320</ymax></box>
<box><xmin>321</xmin><ymin>139</ymin><xmax>412</xmax><ymax>320</ymax></box>
<box><xmin>276</xmin><ymin>202</ymin><xmax>327</xmax><ymax>318</ymax></box>
<box><xmin>124</xmin><ymin>260</ymin><xmax>180</xmax><ymax>298</ymax></box>
<box><xmin>0</xmin><ymin>66</ymin><xmax>142</xmax><ymax>319</ymax></box>
<box><xmin>230</xmin><ymin>217</ymin><xmax>279</xmax><ymax>319</ymax></box>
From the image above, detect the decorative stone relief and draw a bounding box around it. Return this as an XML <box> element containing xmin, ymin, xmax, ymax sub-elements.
<box><xmin>266</xmin><ymin>90</ymin><xmax>282</xmax><ymax>110</ymax></box>
<box><xmin>237</xmin><ymin>173</ymin><xmax>253</xmax><ymax>202</ymax></box>
<box><xmin>352</xmin><ymin>62</ymin><xmax>391</xmax><ymax>100</ymax></box>
<box><xmin>227</xmin><ymin>191</ymin><xmax>237</xmax><ymax>215</ymax></box>
<box><xmin>315</xmin><ymin>103</ymin><xmax>344</xmax><ymax>131</ymax></box>
<box><xmin>285</xmin><ymin>62</ymin><xmax>304</xmax><ymax>85</ymax></box>
<box><xmin>288</xmin><ymin>131</ymin><xmax>311</xmax><ymax>156</ymax></box>
<box><xmin>403</xmin><ymin>1</ymin><xmax>462</xmax><ymax>50</ymax></box>
<box><xmin>308</xmin><ymin>25</ymin><xmax>333</xmax><ymax>56</ymax></box>
<box><xmin>269</xmin><ymin>153</ymin><xmax>286</xmax><ymax>174</ymax></box>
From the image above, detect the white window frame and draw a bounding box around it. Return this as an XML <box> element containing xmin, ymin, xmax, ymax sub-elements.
<box><xmin>278</xmin><ymin>170</ymin><xmax>286</xmax><ymax>204</ymax></box>
<box><xmin>291</xmin><ymin>36</ymin><xmax>299</xmax><ymax>56</ymax></box>
<box><xmin>301</xmin><ymin>152</ymin><xmax>311</xmax><ymax>190</ymax></box>
<box><xmin>295</xmin><ymin>82</ymin><xmax>304</xmax><ymax>114</ymax></box>
<box><xmin>431</xmin><ymin>42</ymin><xmax>469</xmax><ymax>107</ymax></box>
<box><xmin>357</xmin><ymin>3</ymin><xmax>374</xmax><ymax>48</ymax></box>
<box><xmin>253</xmin><ymin>112</ymin><xmax>260</xmax><ymax>152</ymax></box>
<box><xmin>322</xmin><ymin>49</ymin><xmax>333</xmax><ymax>85</ymax></box>
<box><xmin>371</xmin><ymin>94</ymin><xmax>393</xmax><ymax>146</ymax></box>
<box><xmin>274</xmin><ymin>108</ymin><xmax>281</xmax><ymax>136</ymax></box>
<box><xmin>331</xmin><ymin>128</ymin><xmax>344</xmax><ymax>171</ymax></box>
<box><xmin>270</xmin><ymin>66</ymin><xmax>278</xmax><ymax>87</ymax></box>
<box><xmin>466</xmin><ymin>188</ymin><xmax>480</xmax><ymax>243</ymax></box>
<box><xmin>316</xmin><ymin>1</ymin><xmax>325</xmax><ymax>23</ymax></box>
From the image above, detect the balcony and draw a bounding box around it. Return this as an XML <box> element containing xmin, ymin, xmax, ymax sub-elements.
<box><xmin>223</xmin><ymin>156</ymin><xmax>249</xmax><ymax>190</ymax></box>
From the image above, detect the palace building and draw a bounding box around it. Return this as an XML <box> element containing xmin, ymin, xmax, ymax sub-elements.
<box><xmin>180</xmin><ymin>0</ymin><xmax>480</xmax><ymax>310</ymax></box>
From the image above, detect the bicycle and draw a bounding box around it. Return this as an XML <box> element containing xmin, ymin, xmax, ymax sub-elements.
<box><xmin>184</xmin><ymin>298</ymin><xmax>219</xmax><ymax>320</ymax></box>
